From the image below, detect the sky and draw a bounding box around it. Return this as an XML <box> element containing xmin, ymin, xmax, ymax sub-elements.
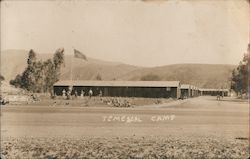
<box><xmin>1</xmin><ymin>0</ymin><xmax>249</xmax><ymax>67</ymax></box>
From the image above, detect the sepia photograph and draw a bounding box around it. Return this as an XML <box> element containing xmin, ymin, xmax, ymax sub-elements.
<box><xmin>1</xmin><ymin>0</ymin><xmax>249</xmax><ymax>158</ymax></box>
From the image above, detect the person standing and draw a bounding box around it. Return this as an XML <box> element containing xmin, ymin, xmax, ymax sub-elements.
<box><xmin>80</xmin><ymin>90</ymin><xmax>85</xmax><ymax>98</ymax></box>
<box><xmin>62</xmin><ymin>89</ymin><xmax>66</xmax><ymax>99</ymax></box>
<box><xmin>89</xmin><ymin>89</ymin><xmax>93</xmax><ymax>98</ymax></box>
<box><xmin>99</xmin><ymin>90</ymin><xmax>103</xmax><ymax>97</ymax></box>
<box><xmin>74</xmin><ymin>90</ymin><xmax>78</xmax><ymax>98</ymax></box>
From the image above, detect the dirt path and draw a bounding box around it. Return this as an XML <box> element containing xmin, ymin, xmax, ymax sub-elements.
<box><xmin>1</xmin><ymin>96</ymin><xmax>249</xmax><ymax>158</ymax></box>
<box><xmin>1</xmin><ymin>96</ymin><xmax>248</xmax><ymax>138</ymax></box>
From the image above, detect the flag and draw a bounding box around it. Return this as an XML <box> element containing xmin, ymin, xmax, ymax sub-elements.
<box><xmin>74</xmin><ymin>49</ymin><xmax>87</xmax><ymax>61</ymax></box>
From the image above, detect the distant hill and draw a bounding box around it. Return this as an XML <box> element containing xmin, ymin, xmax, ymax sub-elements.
<box><xmin>118</xmin><ymin>64</ymin><xmax>235</xmax><ymax>88</ymax></box>
<box><xmin>59</xmin><ymin>55</ymin><xmax>140</xmax><ymax>81</ymax></box>
<box><xmin>1</xmin><ymin>49</ymin><xmax>236</xmax><ymax>89</ymax></box>
<box><xmin>1</xmin><ymin>49</ymin><xmax>29</xmax><ymax>83</ymax></box>
<box><xmin>0</xmin><ymin>49</ymin><xmax>140</xmax><ymax>82</ymax></box>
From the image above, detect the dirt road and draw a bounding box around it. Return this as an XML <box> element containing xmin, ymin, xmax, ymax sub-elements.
<box><xmin>1</xmin><ymin>96</ymin><xmax>248</xmax><ymax>138</ymax></box>
<box><xmin>1</xmin><ymin>96</ymin><xmax>249</xmax><ymax>158</ymax></box>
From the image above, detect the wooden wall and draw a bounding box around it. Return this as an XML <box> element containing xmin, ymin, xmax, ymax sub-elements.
<box><xmin>54</xmin><ymin>86</ymin><xmax>180</xmax><ymax>98</ymax></box>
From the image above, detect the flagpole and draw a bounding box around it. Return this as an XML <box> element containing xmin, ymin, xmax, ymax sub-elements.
<box><xmin>70</xmin><ymin>48</ymin><xmax>74</xmax><ymax>93</ymax></box>
<box><xmin>70</xmin><ymin>49</ymin><xmax>73</xmax><ymax>82</ymax></box>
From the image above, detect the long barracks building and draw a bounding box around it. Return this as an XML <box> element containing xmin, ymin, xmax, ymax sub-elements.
<box><xmin>53</xmin><ymin>80</ymin><xmax>181</xmax><ymax>99</ymax></box>
<box><xmin>180</xmin><ymin>84</ymin><xmax>200</xmax><ymax>98</ymax></box>
<box><xmin>199</xmin><ymin>88</ymin><xmax>229</xmax><ymax>96</ymax></box>
<box><xmin>180</xmin><ymin>84</ymin><xmax>191</xmax><ymax>98</ymax></box>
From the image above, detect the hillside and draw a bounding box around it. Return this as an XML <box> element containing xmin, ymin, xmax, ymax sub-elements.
<box><xmin>0</xmin><ymin>49</ymin><xmax>140</xmax><ymax>82</ymax></box>
<box><xmin>1</xmin><ymin>49</ymin><xmax>236</xmax><ymax>89</ymax></box>
<box><xmin>118</xmin><ymin>64</ymin><xmax>236</xmax><ymax>88</ymax></box>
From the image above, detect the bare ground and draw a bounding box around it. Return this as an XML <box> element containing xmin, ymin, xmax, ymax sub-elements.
<box><xmin>1</xmin><ymin>96</ymin><xmax>249</xmax><ymax>159</ymax></box>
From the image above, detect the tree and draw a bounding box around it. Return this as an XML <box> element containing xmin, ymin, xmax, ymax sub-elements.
<box><xmin>27</xmin><ymin>49</ymin><xmax>36</xmax><ymax>65</ymax></box>
<box><xmin>140</xmin><ymin>73</ymin><xmax>161</xmax><ymax>81</ymax></box>
<box><xmin>53</xmin><ymin>48</ymin><xmax>65</xmax><ymax>85</ymax></box>
<box><xmin>16</xmin><ymin>49</ymin><xmax>38</xmax><ymax>91</ymax></box>
<box><xmin>231</xmin><ymin>44</ymin><xmax>249</xmax><ymax>96</ymax></box>
<box><xmin>10</xmin><ymin>74</ymin><xmax>22</xmax><ymax>88</ymax></box>
<box><xmin>9</xmin><ymin>48</ymin><xmax>65</xmax><ymax>93</ymax></box>
<box><xmin>53</xmin><ymin>48</ymin><xmax>64</xmax><ymax>70</ymax></box>
<box><xmin>248</xmin><ymin>44</ymin><xmax>250</xmax><ymax>95</ymax></box>
<box><xmin>43</xmin><ymin>59</ymin><xmax>57</xmax><ymax>92</ymax></box>
<box><xmin>231</xmin><ymin>69</ymin><xmax>241</xmax><ymax>95</ymax></box>
<box><xmin>20</xmin><ymin>66</ymin><xmax>36</xmax><ymax>91</ymax></box>
<box><xmin>33</xmin><ymin>61</ymin><xmax>45</xmax><ymax>93</ymax></box>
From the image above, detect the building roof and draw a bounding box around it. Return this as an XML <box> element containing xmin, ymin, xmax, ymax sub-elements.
<box><xmin>199</xmin><ymin>88</ymin><xmax>229</xmax><ymax>92</ymax></box>
<box><xmin>54</xmin><ymin>80</ymin><xmax>180</xmax><ymax>87</ymax></box>
<box><xmin>181</xmin><ymin>84</ymin><xmax>190</xmax><ymax>89</ymax></box>
<box><xmin>189</xmin><ymin>85</ymin><xmax>194</xmax><ymax>89</ymax></box>
<box><xmin>189</xmin><ymin>85</ymin><xmax>199</xmax><ymax>90</ymax></box>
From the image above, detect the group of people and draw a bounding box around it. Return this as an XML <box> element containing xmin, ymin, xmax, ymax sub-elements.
<box><xmin>61</xmin><ymin>89</ymin><xmax>102</xmax><ymax>100</ymax></box>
